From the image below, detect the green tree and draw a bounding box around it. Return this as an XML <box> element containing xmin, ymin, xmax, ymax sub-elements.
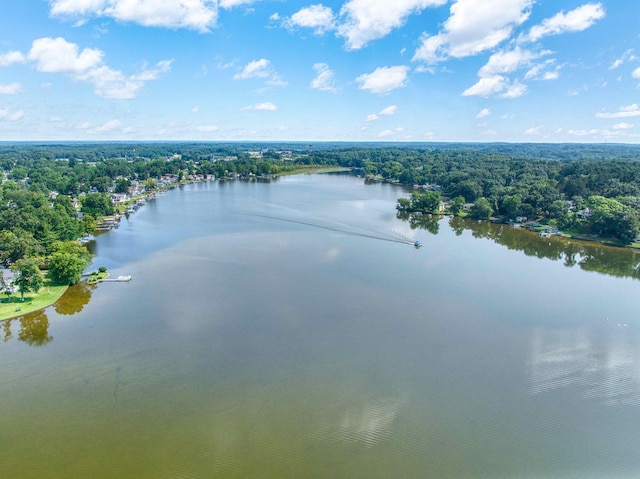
<box><xmin>51</xmin><ymin>241</ymin><xmax>93</xmax><ymax>265</ymax></box>
<box><xmin>469</xmin><ymin>197</ymin><xmax>493</xmax><ymax>220</ymax></box>
<box><xmin>449</xmin><ymin>196</ymin><xmax>465</xmax><ymax>216</ymax></box>
<box><xmin>0</xmin><ymin>230</ymin><xmax>42</xmax><ymax>264</ymax></box>
<box><xmin>48</xmin><ymin>252</ymin><xmax>87</xmax><ymax>285</ymax></box>
<box><xmin>81</xmin><ymin>215</ymin><xmax>96</xmax><ymax>235</ymax></box>
<box><xmin>53</xmin><ymin>194</ymin><xmax>77</xmax><ymax>217</ymax></box>
<box><xmin>143</xmin><ymin>178</ymin><xmax>157</xmax><ymax>190</ymax></box>
<box><xmin>114</xmin><ymin>178</ymin><xmax>131</xmax><ymax>194</ymax></box>
<box><xmin>11</xmin><ymin>257</ymin><xmax>44</xmax><ymax>301</ymax></box>
<box><xmin>81</xmin><ymin>193</ymin><xmax>115</xmax><ymax>217</ymax></box>
<box><xmin>587</xmin><ymin>196</ymin><xmax>640</xmax><ymax>244</ymax></box>
<box><xmin>410</xmin><ymin>191</ymin><xmax>441</xmax><ymax>213</ymax></box>
<box><xmin>453</xmin><ymin>180</ymin><xmax>483</xmax><ymax>202</ymax></box>
<box><xmin>396</xmin><ymin>197</ymin><xmax>411</xmax><ymax>211</ymax></box>
<box><xmin>501</xmin><ymin>194</ymin><xmax>522</xmax><ymax>219</ymax></box>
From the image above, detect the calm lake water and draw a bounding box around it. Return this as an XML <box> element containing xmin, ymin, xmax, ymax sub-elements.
<box><xmin>2</xmin><ymin>174</ymin><xmax>640</xmax><ymax>478</ymax></box>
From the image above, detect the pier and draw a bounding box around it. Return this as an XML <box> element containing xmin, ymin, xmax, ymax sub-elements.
<box><xmin>102</xmin><ymin>275</ymin><xmax>132</xmax><ymax>282</ymax></box>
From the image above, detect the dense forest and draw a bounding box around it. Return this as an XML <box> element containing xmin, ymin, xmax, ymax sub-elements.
<box><xmin>1</xmin><ymin>142</ymin><xmax>640</xmax><ymax>294</ymax></box>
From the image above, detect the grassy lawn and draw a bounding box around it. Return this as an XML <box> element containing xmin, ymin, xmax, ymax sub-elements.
<box><xmin>87</xmin><ymin>272</ymin><xmax>109</xmax><ymax>284</ymax></box>
<box><xmin>0</xmin><ymin>277</ymin><xmax>68</xmax><ymax>322</ymax></box>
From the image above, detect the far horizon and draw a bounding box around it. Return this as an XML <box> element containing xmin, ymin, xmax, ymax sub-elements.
<box><xmin>1</xmin><ymin>140</ymin><xmax>640</xmax><ymax>148</ymax></box>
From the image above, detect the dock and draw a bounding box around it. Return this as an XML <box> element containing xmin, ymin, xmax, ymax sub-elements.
<box><xmin>102</xmin><ymin>275</ymin><xmax>132</xmax><ymax>282</ymax></box>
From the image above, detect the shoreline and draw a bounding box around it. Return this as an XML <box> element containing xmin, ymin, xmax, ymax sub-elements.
<box><xmin>3</xmin><ymin>170</ymin><xmax>636</xmax><ymax>322</ymax></box>
<box><xmin>0</xmin><ymin>282</ymin><xmax>69</xmax><ymax>322</ymax></box>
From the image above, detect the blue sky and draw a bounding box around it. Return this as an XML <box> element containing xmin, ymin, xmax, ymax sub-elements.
<box><xmin>0</xmin><ymin>1</ymin><xmax>638</xmax><ymax>142</ymax></box>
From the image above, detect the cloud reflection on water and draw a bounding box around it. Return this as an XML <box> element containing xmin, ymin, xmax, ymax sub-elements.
<box><xmin>528</xmin><ymin>325</ymin><xmax>640</xmax><ymax>406</ymax></box>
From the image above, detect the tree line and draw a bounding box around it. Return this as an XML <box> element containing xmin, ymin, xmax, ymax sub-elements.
<box><xmin>306</xmin><ymin>145</ymin><xmax>640</xmax><ymax>244</ymax></box>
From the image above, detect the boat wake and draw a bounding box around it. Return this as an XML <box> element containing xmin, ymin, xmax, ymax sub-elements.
<box><xmin>235</xmin><ymin>211</ymin><xmax>419</xmax><ymax>247</ymax></box>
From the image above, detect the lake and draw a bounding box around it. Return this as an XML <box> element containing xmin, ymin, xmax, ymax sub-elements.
<box><xmin>1</xmin><ymin>173</ymin><xmax>639</xmax><ymax>478</ymax></box>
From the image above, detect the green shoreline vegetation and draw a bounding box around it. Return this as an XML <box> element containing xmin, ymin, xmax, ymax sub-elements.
<box><xmin>0</xmin><ymin>276</ymin><xmax>68</xmax><ymax>322</ymax></box>
<box><xmin>2</xmin><ymin>142</ymin><xmax>640</xmax><ymax>322</ymax></box>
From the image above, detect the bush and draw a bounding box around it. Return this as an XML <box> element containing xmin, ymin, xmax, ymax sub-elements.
<box><xmin>98</xmin><ymin>266</ymin><xmax>107</xmax><ymax>273</ymax></box>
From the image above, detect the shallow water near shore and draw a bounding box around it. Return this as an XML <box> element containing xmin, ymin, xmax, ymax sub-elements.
<box><xmin>1</xmin><ymin>174</ymin><xmax>640</xmax><ymax>478</ymax></box>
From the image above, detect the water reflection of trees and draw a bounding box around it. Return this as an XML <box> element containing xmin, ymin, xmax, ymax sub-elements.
<box><xmin>396</xmin><ymin>211</ymin><xmax>440</xmax><ymax>235</ymax></box>
<box><xmin>1</xmin><ymin>282</ymin><xmax>95</xmax><ymax>345</ymax></box>
<box><xmin>54</xmin><ymin>282</ymin><xmax>95</xmax><ymax>316</ymax></box>
<box><xmin>1</xmin><ymin>310</ymin><xmax>52</xmax><ymax>346</ymax></box>
<box><xmin>399</xmin><ymin>214</ymin><xmax>640</xmax><ymax>280</ymax></box>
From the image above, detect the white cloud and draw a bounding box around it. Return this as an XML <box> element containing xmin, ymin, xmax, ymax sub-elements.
<box><xmin>462</xmin><ymin>75</ymin><xmax>506</xmax><ymax>97</ymax></box>
<box><xmin>610</xmin><ymin>49</ymin><xmax>635</xmax><ymax>70</ymax></box>
<box><xmin>93</xmin><ymin>119</ymin><xmax>121</xmax><ymax>133</ymax></box>
<box><xmin>50</xmin><ymin>0</ymin><xmax>218</xmax><ymax>32</ymax></box>
<box><xmin>0</xmin><ymin>109</ymin><xmax>24</xmax><ymax>121</ymax></box>
<box><xmin>337</xmin><ymin>0</ymin><xmax>447</xmax><ymax>51</ymax></box>
<box><xmin>632</xmin><ymin>67</ymin><xmax>640</xmax><ymax>79</ymax></box>
<box><xmin>356</xmin><ymin>65</ymin><xmax>409</xmax><ymax>94</ymax></box>
<box><xmin>567</xmin><ymin>128</ymin><xmax>599</xmax><ymax>136</ymax></box>
<box><xmin>310</xmin><ymin>63</ymin><xmax>338</xmax><ymax>92</ymax></box>
<box><xmin>285</xmin><ymin>5</ymin><xmax>335</xmax><ymax>34</ymax></box>
<box><xmin>524</xmin><ymin>62</ymin><xmax>543</xmax><ymax>79</ymax></box>
<box><xmin>0</xmin><ymin>51</ymin><xmax>27</xmax><ymax>67</ymax></box>
<box><xmin>377</xmin><ymin>129</ymin><xmax>395</xmax><ymax>138</ymax></box>
<box><xmin>219</xmin><ymin>0</ymin><xmax>255</xmax><ymax>8</ymax></box>
<box><xmin>22</xmin><ymin>37</ymin><xmax>170</xmax><ymax>99</ymax></box>
<box><xmin>446</xmin><ymin>0</ymin><xmax>533</xmax><ymax>57</ymax></box>
<box><xmin>364</xmin><ymin>106</ymin><xmax>397</xmax><ymax>123</ymax></box>
<box><xmin>234</xmin><ymin>58</ymin><xmax>271</xmax><ymax>79</ymax></box>
<box><xmin>524</xmin><ymin>125</ymin><xmax>542</xmax><ymax>135</ymax></box>
<box><xmin>241</xmin><ymin>102</ymin><xmax>277</xmax><ymax>111</ymax></box>
<box><xmin>234</xmin><ymin>58</ymin><xmax>286</xmax><ymax>86</ymax></box>
<box><xmin>130</xmin><ymin>60</ymin><xmax>173</xmax><ymax>81</ymax></box>
<box><xmin>526</xmin><ymin>3</ymin><xmax>605</xmax><ymax>42</ymax></box>
<box><xmin>502</xmin><ymin>80</ymin><xmax>527</xmax><ymax>98</ymax></box>
<box><xmin>380</xmin><ymin>105</ymin><xmax>398</xmax><ymax>115</ymax></box>
<box><xmin>463</xmin><ymin>75</ymin><xmax>527</xmax><ymax>98</ymax></box>
<box><xmin>414</xmin><ymin>0</ymin><xmax>533</xmax><ymax>63</ymax></box>
<box><xmin>612</xmin><ymin>122</ymin><xmax>633</xmax><ymax>130</ymax></box>
<box><xmin>476</xmin><ymin>108</ymin><xmax>491</xmax><ymax>119</ymax></box>
<box><xmin>596</xmin><ymin>104</ymin><xmax>640</xmax><ymax>119</ymax></box>
<box><xmin>479</xmin><ymin>47</ymin><xmax>540</xmax><ymax>77</ymax></box>
<box><xmin>28</xmin><ymin>37</ymin><xmax>103</xmax><ymax>73</ymax></box>
<box><xmin>0</xmin><ymin>83</ymin><xmax>23</xmax><ymax>94</ymax></box>
<box><xmin>49</xmin><ymin>0</ymin><xmax>106</xmax><ymax>17</ymax></box>
<box><xmin>412</xmin><ymin>33</ymin><xmax>448</xmax><ymax>64</ymax></box>
<box><xmin>196</xmin><ymin>125</ymin><xmax>219</xmax><ymax>132</ymax></box>
<box><xmin>254</xmin><ymin>102</ymin><xmax>277</xmax><ymax>111</ymax></box>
